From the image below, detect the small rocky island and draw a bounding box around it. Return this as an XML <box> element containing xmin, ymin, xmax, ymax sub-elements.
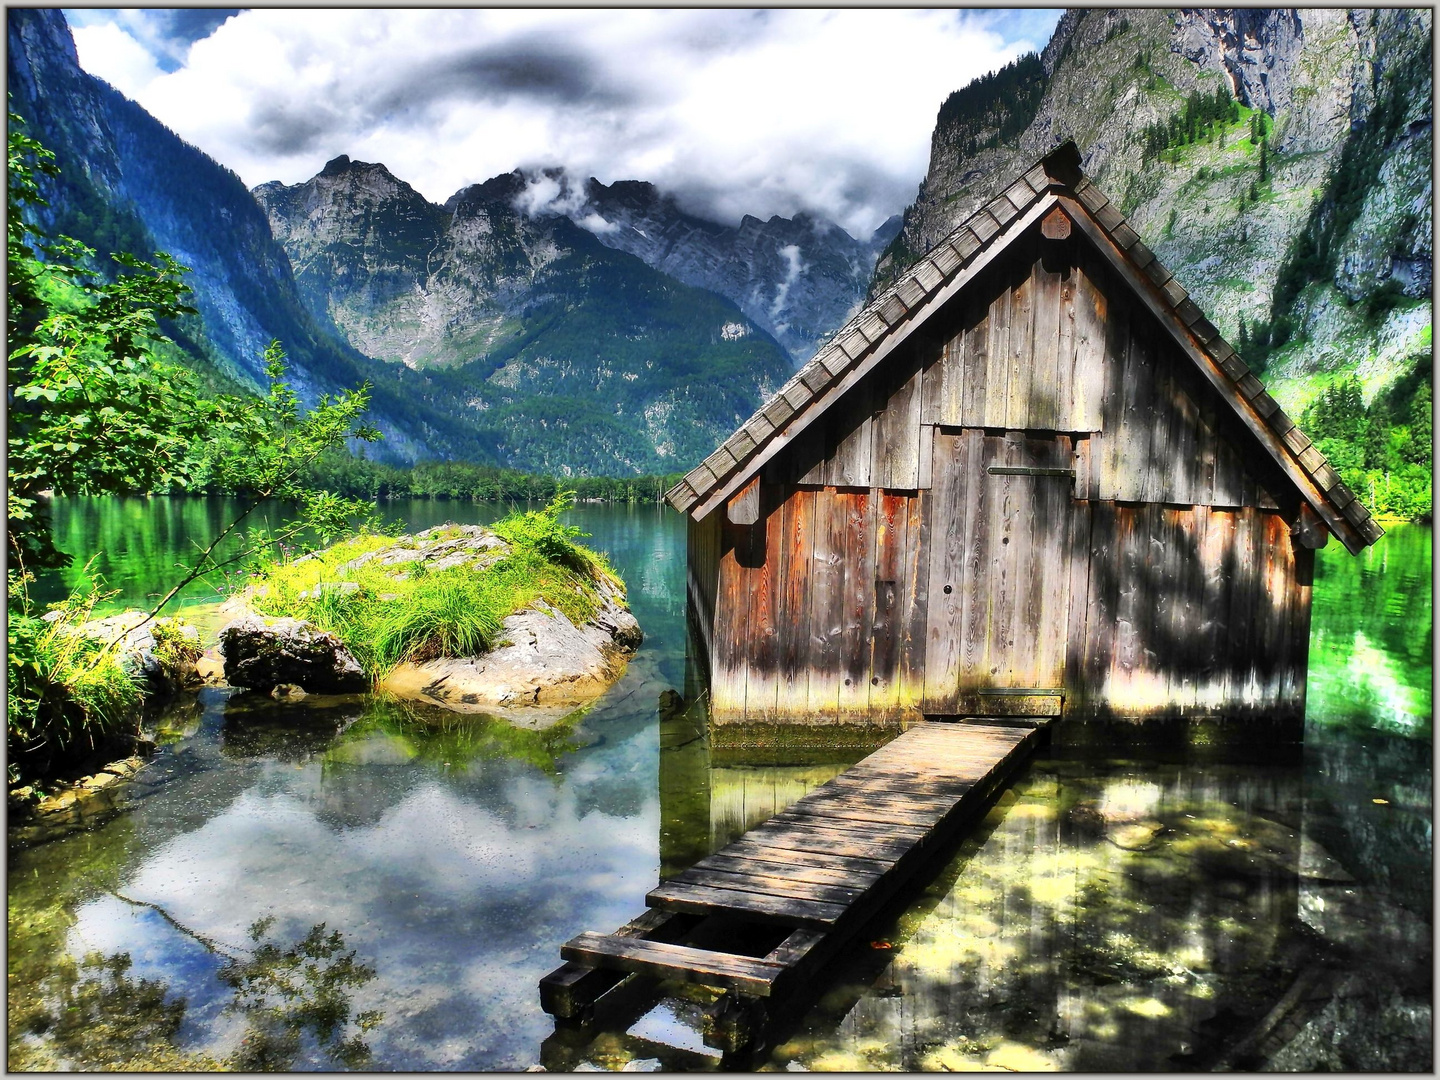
<box><xmin>219</xmin><ymin>520</ymin><xmax>642</xmax><ymax>727</ymax></box>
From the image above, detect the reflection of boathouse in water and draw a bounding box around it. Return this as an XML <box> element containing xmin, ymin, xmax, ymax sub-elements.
<box><xmin>666</xmin><ymin>142</ymin><xmax>1381</xmax><ymax>740</ymax></box>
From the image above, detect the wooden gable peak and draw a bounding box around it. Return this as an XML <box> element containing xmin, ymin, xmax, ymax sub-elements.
<box><xmin>664</xmin><ymin>141</ymin><xmax>1381</xmax><ymax>554</ymax></box>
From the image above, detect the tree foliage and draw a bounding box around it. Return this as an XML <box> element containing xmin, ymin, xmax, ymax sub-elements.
<box><xmin>1302</xmin><ymin>370</ymin><xmax>1432</xmax><ymax>522</ymax></box>
<box><xmin>298</xmin><ymin>449</ymin><xmax>683</xmax><ymax>504</ymax></box>
<box><xmin>935</xmin><ymin>54</ymin><xmax>1048</xmax><ymax>158</ymax></box>
<box><xmin>7</xmin><ymin>117</ymin><xmax>382</xmax><ymax>782</ymax></box>
<box><xmin>8</xmin><ymin>115</ymin><xmax>380</xmax><ymax>584</ymax></box>
<box><xmin>8</xmin><ymin>117</ymin><xmax>208</xmax><ymax>572</ymax></box>
<box><xmin>1138</xmin><ymin>85</ymin><xmax>1242</xmax><ymax>163</ymax></box>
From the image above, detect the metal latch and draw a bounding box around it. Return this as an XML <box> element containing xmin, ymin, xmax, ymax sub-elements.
<box><xmin>986</xmin><ymin>466</ymin><xmax>1075</xmax><ymax>478</ymax></box>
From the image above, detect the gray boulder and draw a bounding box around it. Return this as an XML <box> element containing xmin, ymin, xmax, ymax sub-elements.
<box><xmin>219</xmin><ymin>615</ymin><xmax>368</xmax><ymax>693</ymax></box>
<box><xmin>381</xmin><ymin>582</ymin><xmax>643</xmax><ymax>726</ymax></box>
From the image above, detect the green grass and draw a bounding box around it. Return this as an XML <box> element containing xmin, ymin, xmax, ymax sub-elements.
<box><xmin>8</xmin><ymin>569</ymin><xmax>143</xmax><ymax>784</ymax></box>
<box><xmin>249</xmin><ymin>494</ymin><xmax>620</xmax><ymax>678</ymax></box>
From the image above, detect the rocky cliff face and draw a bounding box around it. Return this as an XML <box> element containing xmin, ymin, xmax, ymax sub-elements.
<box><xmin>576</xmin><ymin>176</ymin><xmax>898</xmax><ymax>363</ymax></box>
<box><xmin>255</xmin><ymin>158</ymin><xmax>795</xmax><ymax>475</ymax></box>
<box><xmin>281</xmin><ymin>159</ymin><xmax>898</xmax><ymax>367</ymax></box>
<box><xmin>875</xmin><ymin>8</ymin><xmax>1431</xmax><ymax>418</ymax></box>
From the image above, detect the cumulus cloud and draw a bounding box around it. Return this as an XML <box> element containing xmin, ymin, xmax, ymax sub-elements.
<box><xmin>66</xmin><ymin>8</ymin><xmax>240</xmax><ymax>72</ymax></box>
<box><xmin>64</xmin><ymin>8</ymin><xmax>1060</xmax><ymax>238</ymax></box>
<box><xmin>513</xmin><ymin>171</ymin><xmax>587</xmax><ymax>219</ymax></box>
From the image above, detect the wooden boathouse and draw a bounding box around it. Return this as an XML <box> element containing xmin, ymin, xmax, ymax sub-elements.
<box><xmin>666</xmin><ymin>142</ymin><xmax>1382</xmax><ymax>734</ymax></box>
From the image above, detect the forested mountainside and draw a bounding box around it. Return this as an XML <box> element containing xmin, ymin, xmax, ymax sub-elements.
<box><xmin>254</xmin><ymin>158</ymin><xmax>793</xmax><ymax>475</ymax></box>
<box><xmin>876</xmin><ymin>8</ymin><xmax>1431</xmax><ymax>517</ymax></box>
<box><xmin>7</xmin><ymin>9</ymin><xmax>795</xmax><ymax>476</ymax></box>
<box><xmin>6</xmin><ymin>7</ymin><xmax>452</xmax><ymax>462</ymax></box>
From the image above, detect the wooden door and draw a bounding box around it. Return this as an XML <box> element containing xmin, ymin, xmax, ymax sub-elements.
<box><xmin>923</xmin><ymin>429</ymin><xmax>1076</xmax><ymax>716</ymax></box>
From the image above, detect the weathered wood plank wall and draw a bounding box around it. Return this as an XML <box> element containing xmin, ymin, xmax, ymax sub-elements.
<box><xmin>703</xmin><ymin>227</ymin><xmax>1313</xmax><ymax>727</ymax></box>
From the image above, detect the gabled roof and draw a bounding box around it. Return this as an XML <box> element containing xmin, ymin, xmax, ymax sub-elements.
<box><xmin>665</xmin><ymin>141</ymin><xmax>1382</xmax><ymax>554</ymax></box>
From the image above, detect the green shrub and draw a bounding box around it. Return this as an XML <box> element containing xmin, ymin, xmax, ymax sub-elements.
<box><xmin>7</xmin><ymin>570</ymin><xmax>142</xmax><ymax>782</ymax></box>
<box><xmin>491</xmin><ymin>490</ymin><xmax>613</xmax><ymax>580</ymax></box>
<box><xmin>149</xmin><ymin>618</ymin><xmax>202</xmax><ymax>673</ymax></box>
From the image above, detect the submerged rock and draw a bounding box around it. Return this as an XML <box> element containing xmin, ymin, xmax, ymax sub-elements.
<box><xmin>219</xmin><ymin>615</ymin><xmax>368</xmax><ymax>694</ymax></box>
<box><xmin>1108</xmin><ymin>820</ymin><xmax>1165</xmax><ymax>850</ymax></box>
<box><xmin>195</xmin><ymin>648</ymin><xmax>228</xmax><ymax>687</ymax></box>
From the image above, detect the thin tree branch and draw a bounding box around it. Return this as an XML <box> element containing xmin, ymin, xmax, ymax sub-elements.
<box><xmin>107</xmin><ymin>890</ymin><xmax>250</xmax><ymax>961</ymax></box>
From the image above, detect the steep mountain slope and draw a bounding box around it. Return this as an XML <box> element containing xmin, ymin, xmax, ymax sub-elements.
<box><xmin>8</xmin><ymin>9</ymin><xmax>797</xmax><ymax>477</ymax></box>
<box><xmin>6</xmin><ymin>7</ymin><xmax>456</xmax><ymax>462</ymax></box>
<box><xmin>876</xmin><ymin>8</ymin><xmax>1431</xmax><ymax>424</ymax></box>
<box><xmin>576</xmin><ymin>176</ymin><xmax>899</xmax><ymax>363</ymax></box>
<box><xmin>255</xmin><ymin>158</ymin><xmax>794</xmax><ymax>475</ymax></box>
<box><xmin>257</xmin><ymin>158</ymin><xmax>892</xmax><ymax>369</ymax></box>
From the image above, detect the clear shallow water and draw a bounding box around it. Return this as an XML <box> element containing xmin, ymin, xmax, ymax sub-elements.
<box><xmin>11</xmin><ymin>499</ymin><xmax>1433</xmax><ymax>1070</ymax></box>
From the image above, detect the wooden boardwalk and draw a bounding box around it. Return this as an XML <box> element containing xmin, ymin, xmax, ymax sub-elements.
<box><xmin>541</xmin><ymin>721</ymin><xmax>1042</xmax><ymax>1025</ymax></box>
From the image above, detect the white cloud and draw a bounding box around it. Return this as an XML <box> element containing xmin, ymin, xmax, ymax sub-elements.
<box><xmin>576</xmin><ymin>212</ymin><xmax>620</xmax><ymax>236</ymax></box>
<box><xmin>771</xmin><ymin>244</ymin><xmax>807</xmax><ymax>319</ymax></box>
<box><xmin>67</xmin><ymin>8</ymin><xmax>1061</xmax><ymax>238</ymax></box>
<box><xmin>513</xmin><ymin>171</ymin><xmax>587</xmax><ymax>219</ymax></box>
<box><xmin>70</xmin><ymin>22</ymin><xmax>166</xmax><ymax>92</ymax></box>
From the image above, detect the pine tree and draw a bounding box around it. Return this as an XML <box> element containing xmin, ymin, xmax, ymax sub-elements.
<box><xmin>1259</xmin><ymin>138</ymin><xmax>1268</xmax><ymax>181</ymax></box>
<box><xmin>1408</xmin><ymin>382</ymin><xmax>1432</xmax><ymax>463</ymax></box>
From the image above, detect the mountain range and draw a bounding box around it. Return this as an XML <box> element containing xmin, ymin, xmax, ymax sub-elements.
<box><xmin>8</xmin><ymin>8</ymin><xmax>1431</xmax><ymax>483</ymax></box>
<box><xmin>9</xmin><ymin>8</ymin><xmax>880</xmax><ymax>475</ymax></box>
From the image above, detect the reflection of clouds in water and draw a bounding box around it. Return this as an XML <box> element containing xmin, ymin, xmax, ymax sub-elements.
<box><xmin>69</xmin><ymin>769</ymin><xmax>659</xmax><ymax>1068</ymax></box>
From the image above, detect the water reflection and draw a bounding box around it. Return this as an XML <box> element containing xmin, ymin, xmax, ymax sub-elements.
<box><xmin>11</xmin><ymin>502</ymin><xmax>1431</xmax><ymax>1071</ymax></box>
<box><xmin>9</xmin><ymin>912</ymin><xmax>382</xmax><ymax>1072</ymax></box>
<box><xmin>1310</xmin><ymin>522</ymin><xmax>1432</xmax><ymax>736</ymax></box>
<box><xmin>747</xmin><ymin>749</ymin><xmax>1431</xmax><ymax>1072</ymax></box>
<box><xmin>548</xmin><ymin>726</ymin><xmax>1431</xmax><ymax>1073</ymax></box>
<box><xmin>10</xmin><ymin>683</ymin><xmax>666</xmax><ymax>1070</ymax></box>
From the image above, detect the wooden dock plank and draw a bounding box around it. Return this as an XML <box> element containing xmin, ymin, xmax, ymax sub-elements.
<box><xmin>743</xmin><ymin>821</ymin><xmax>918</xmax><ymax>861</ymax></box>
<box><xmin>655</xmin><ymin>865</ymin><xmax>867</xmax><ymax>906</ymax></box>
<box><xmin>720</xmin><ymin>839</ymin><xmax>894</xmax><ymax>876</ymax></box>
<box><xmin>766</xmin><ymin>812</ymin><xmax>931</xmax><ymax>845</ymax></box>
<box><xmin>543</xmin><ymin>721</ymin><xmax>1043</xmax><ymax>1014</ymax></box>
<box><xmin>794</xmin><ymin>789</ymin><xmax>963</xmax><ymax>815</ymax></box>
<box><xmin>563</xmin><ymin>933</ymin><xmax>786</xmax><ymax>997</ymax></box>
<box><xmin>695</xmin><ymin>852</ymin><xmax>886</xmax><ymax>889</ymax></box>
<box><xmin>782</xmin><ymin>799</ymin><xmax>954</xmax><ymax>829</ymax></box>
<box><xmin>645</xmin><ymin>881</ymin><xmax>848</xmax><ymax>928</ymax></box>
<box><xmin>540</xmin><ymin>908</ymin><xmax>697</xmax><ymax>1019</ymax></box>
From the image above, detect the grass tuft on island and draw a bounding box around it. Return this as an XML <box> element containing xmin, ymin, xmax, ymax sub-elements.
<box><xmin>246</xmin><ymin>493</ymin><xmax>621</xmax><ymax>678</ymax></box>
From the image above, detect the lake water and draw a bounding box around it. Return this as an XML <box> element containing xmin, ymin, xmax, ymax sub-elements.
<box><xmin>10</xmin><ymin>498</ymin><xmax>1433</xmax><ymax>1070</ymax></box>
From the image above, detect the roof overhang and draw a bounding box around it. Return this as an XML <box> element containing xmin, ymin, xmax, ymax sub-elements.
<box><xmin>666</xmin><ymin>142</ymin><xmax>1382</xmax><ymax>555</ymax></box>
